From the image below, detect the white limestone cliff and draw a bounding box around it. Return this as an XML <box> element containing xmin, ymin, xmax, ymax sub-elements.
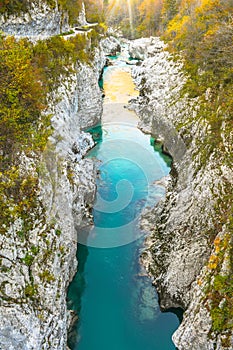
<box><xmin>0</xmin><ymin>1</ymin><xmax>69</xmax><ymax>40</ymax></box>
<box><xmin>0</xmin><ymin>3</ymin><xmax>106</xmax><ymax>349</ymax></box>
<box><xmin>130</xmin><ymin>38</ymin><xmax>233</xmax><ymax>350</ymax></box>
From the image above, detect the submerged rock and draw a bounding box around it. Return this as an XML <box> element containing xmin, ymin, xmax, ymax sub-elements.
<box><xmin>71</xmin><ymin>132</ymin><xmax>94</xmax><ymax>157</ymax></box>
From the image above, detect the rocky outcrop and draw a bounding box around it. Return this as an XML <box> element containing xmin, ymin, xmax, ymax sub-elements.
<box><xmin>77</xmin><ymin>2</ymin><xmax>88</xmax><ymax>26</ymax></box>
<box><xmin>0</xmin><ymin>1</ymin><xmax>69</xmax><ymax>40</ymax></box>
<box><xmin>129</xmin><ymin>37</ymin><xmax>164</xmax><ymax>60</ymax></box>
<box><xmin>131</xmin><ymin>42</ymin><xmax>186</xmax><ymax>163</ymax></box>
<box><xmin>50</xmin><ymin>48</ymin><xmax>105</xmax><ymax>134</ymax></box>
<box><xmin>100</xmin><ymin>36</ymin><xmax>121</xmax><ymax>56</ymax></box>
<box><xmin>0</xmin><ymin>150</ymin><xmax>96</xmax><ymax>350</ymax></box>
<box><xmin>131</xmin><ymin>38</ymin><xmax>233</xmax><ymax>349</ymax></box>
<box><xmin>172</xmin><ymin>226</ymin><xmax>232</xmax><ymax>350</ymax></box>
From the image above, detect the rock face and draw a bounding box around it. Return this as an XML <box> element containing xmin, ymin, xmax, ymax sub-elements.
<box><xmin>77</xmin><ymin>2</ymin><xmax>88</xmax><ymax>26</ymax></box>
<box><xmin>50</xmin><ymin>48</ymin><xmax>105</xmax><ymax>134</ymax></box>
<box><xmin>76</xmin><ymin>50</ymin><xmax>105</xmax><ymax>129</ymax></box>
<box><xmin>131</xmin><ymin>38</ymin><xmax>233</xmax><ymax>349</ymax></box>
<box><xmin>0</xmin><ymin>3</ymin><xmax>105</xmax><ymax>349</ymax></box>
<box><xmin>0</xmin><ymin>151</ymin><xmax>96</xmax><ymax>350</ymax></box>
<box><xmin>0</xmin><ymin>1</ymin><xmax>69</xmax><ymax>40</ymax></box>
<box><xmin>131</xmin><ymin>41</ymin><xmax>186</xmax><ymax>163</ymax></box>
<box><xmin>100</xmin><ymin>36</ymin><xmax>121</xmax><ymax>56</ymax></box>
<box><xmin>0</xmin><ymin>61</ymin><xmax>104</xmax><ymax>350</ymax></box>
<box><xmin>129</xmin><ymin>37</ymin><xmax>164</xmax><ymax>60</ymax></box>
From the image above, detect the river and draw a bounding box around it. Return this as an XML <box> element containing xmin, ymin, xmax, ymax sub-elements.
<box><xmin>67</xmin><ymin>46</ymin><xmax>179</xmax><ymax>350</ymax></box>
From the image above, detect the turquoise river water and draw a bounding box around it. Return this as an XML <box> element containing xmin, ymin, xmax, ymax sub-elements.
<box><xmin>67</xmin><ymin>52</ymin><xmax>179</xmax><ymax>350</ymax></box>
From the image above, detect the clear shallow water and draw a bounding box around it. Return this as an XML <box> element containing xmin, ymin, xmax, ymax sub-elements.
<box><xmin>67</xmin><ymin>54</ymin><xmax>179</xmax><ymax>350</ymax></box>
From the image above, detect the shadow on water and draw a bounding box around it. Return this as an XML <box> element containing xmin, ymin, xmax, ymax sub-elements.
<box><xmin>67</xmin><ymin>242</ymin><xmax>89</xmax><ymax>349</ymax></box>
<box><xmin>150</xmin><ymin>137</ymin><xmax>172</xmax><ymax>168</ymax></box>
<box><xmin>166</xmin><ymin>308</ymin><xmax>184</xmax><ymax>324</ymax></box>
<box><xmin>84</xmin><ymin>124</ymin><xmax>103</xmax><ymax>143</ymax></box>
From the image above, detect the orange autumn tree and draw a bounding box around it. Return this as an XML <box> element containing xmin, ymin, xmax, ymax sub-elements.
<box><xmin>161</xmin><ymin>0</ymin><xmax>180</xmax><ymax>26</ymax></box>
<box><xmin>137</xmin><ymin>0</ymin><xmax>163</xmax><ymax>35</ymax></box>
<box><xmin>164</xmin><ymin>0</ymin><xmax>233</xmax><ymax>97</ymax></box>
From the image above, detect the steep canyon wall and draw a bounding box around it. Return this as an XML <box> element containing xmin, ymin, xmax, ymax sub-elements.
<box><xmin>0</xmin><ymin>3</ymin><xmax>105</xmax><ymax>349</ymax></box>
<box><xmin>130</xmin><ymin>38</ymin><xmax>233</xmax><ymax>350</ymax></box>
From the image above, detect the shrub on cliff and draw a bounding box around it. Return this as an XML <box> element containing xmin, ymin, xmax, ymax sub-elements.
<box><xmin>163</xmin><ymin>0</ymin><xmax>233</xmax><ymax>166</ymax></box>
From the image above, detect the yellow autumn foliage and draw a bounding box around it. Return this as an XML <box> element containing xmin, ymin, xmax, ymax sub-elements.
<box><xmin>208</xmin><ymin>254</ymin><xmax>219</xmax><ymax>270</ymax></box>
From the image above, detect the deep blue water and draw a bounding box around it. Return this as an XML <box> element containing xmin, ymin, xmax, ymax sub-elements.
<box><xmin>67</xmin><ymin>55</ymin><xmax>179</xmax><ymax>350</ymax></box>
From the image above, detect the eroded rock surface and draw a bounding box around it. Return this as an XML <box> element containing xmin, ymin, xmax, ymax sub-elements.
<box><xmin>0</xmin><ymin>1</ymin><xmax>69</xmax><ymax>40</ymax></box>
<box><xmin>0</xmin><ymin>55</ymin><xmax>105</xmax><ymax>348</ymax></box>
<box><xmin>100</xmin><ymin>36</ymin><xmax>121</xmax><ymax>56</ymax></box>
<box><xmin>129</xmin><ymin>37</ymin><xmax>165</xmax><ymax>60</ymax></box>
<box><xmin>0</xmin><ymin>3</ymin><xmax>105</xmax><ymax>349</ymax></box>
<box><xmin>131</xmin><ymin>38</ymin><xmax>233</xmax><ymax>350</ymax></box>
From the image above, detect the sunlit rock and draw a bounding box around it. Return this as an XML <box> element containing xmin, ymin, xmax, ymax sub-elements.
<box><xmin>100</xmin><ymin>36</ymin><xmax>121</xmax><ymax>56</ymax></box>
